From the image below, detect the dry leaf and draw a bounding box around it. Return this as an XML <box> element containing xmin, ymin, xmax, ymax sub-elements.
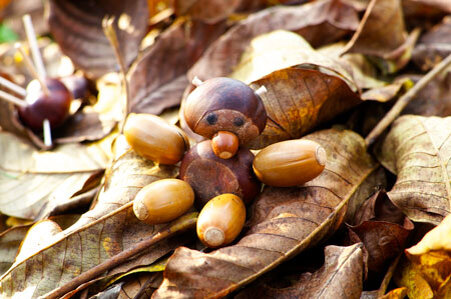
<box><xmin>128</xmin><ymin>20</ymin><xmax>228</xmax><ymax>115</ymax></box>
<box><xmin>0</xmin><ymin>131</ymin><xmax>109</xmax><ymax>219</ymax></box>
<box><xmin>153</xmin><ymin>128</ymin><xmax>384</xmax><ymax>298</ymax></box>
<box><xmin>376</xmin><ymin>115</ymin><xmax>451</xmax><ymax>224</ymax></box>
<box><xmin>342</xmin><ymin>0</ymin><xmax>419</xmax><ymax>72</ymax></box>
<box><xmin>395</xmin><ymin>241</ymin><xmax>451</xmax><ymax>299</ymax></box>
<box><xmin>201</xmin><ymin>30</ymin><xmax>362</xmax><ymax>148</ymax></box>
<box><xmin>343</xmin><ymin>0</ymin><xmax>406</xmax><ymax>56</ymax></box>
<box><xmin>0</xmin><ymin>225</ymin><xmax>29</xmax><ymax>276</ymax></box>
<box><xmin>236</xmin><ymin>244</ymin><xmax>364</xmax><ymax>299</ymax></box>
<box><xmin>188</xmin><ymin>0</ymin><xmax>360</xmax><ymax>81</ymax></box>
<box><xmin>348</xmin><ymin>191</ymin><xmax>413</xmax><ymax>273</ymax></box>
<box><xmin>174</xmin><ymin>0</ymin><xmax>241</xmax><ymax>24</ymax></box>
<box><xmin>402</xmin><ymin>72</ymin><xmax>451</xmax><ymax>116</ymax></box>
<box><xmin>380</xmin><ymin>287</ymin><xmax>408</xmax><ymax>299</ymax></box>
<box><xmin>48</xmin><ymin>0</ymin><xmax>149</xmax><ymax>79</ymax></box>
<box><xmin>0</xmin><ymin>206</ymin><xmax>196</xmax><ymax>298</ymax></box>
<box><xmin>412</xmin><ymin>16</ymin><xmax>451</xmax><ymax>71</ymax></box>
<box><xmin>65</xmin><ymin>144</ymin><xmax>177</xmax><ymax>231</ymax></box>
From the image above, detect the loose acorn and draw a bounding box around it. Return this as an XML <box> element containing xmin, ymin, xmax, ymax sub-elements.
<box><xmin>18</xmin><ymin>78</ymin><xmax>72</xmax><ymax>131</ymax></box>
<box><xmin>197</xmin><ymin>193</ymin><xmax>246</xmax><ymax>248</ymax></box>
<box><xmin>179</xmin><ymin>140</ymin><xmax>260</xmax><ymax>208</ymax></box>
<box><xmin>124</xmin><ymin>113</ymin><xmax>189</xmax><ymax>164</ymax></box>
<box><xmin>133</xmin><ymin>178</ymin><xmax>194</xmax><ymax>225</ymax></box>
<box><xmin>184</xmin><ymin>77</ymin><xmax>267</xmax><ymax>158</ymax></box>
<box><xmin>253</xmin><ymin>139</ymin><xmax>327</xmax><ymax>187</ymax></box>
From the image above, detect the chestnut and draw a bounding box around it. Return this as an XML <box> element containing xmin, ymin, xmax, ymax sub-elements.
<box><xmin>133</xmin><ymin>178</ymin><xmax>194</xmax><ymax>225</ymax></box>
<box><xmin>124</xmin><ymin>113</ymin><xmax>190</xmax><ymax>165</ymax></box>
<box><xmin>18</xmin><ymin>78</ymin><xmax>72</xmax><ymax>131</ymax></box>
<box><xmin>179</xmin><ymin>140</ymin><xmax>260</xmax><ymax>208</ymax></box>
<box><xmin>184</xmin><ymin>77</ymin><xmax>267</xmax><ymax>158</ymax></box>
<box><xmin>197</xmin><ymin>193</ymin><xmax>246</xmax><ymax>248</ymax></box>
<box><xmin>253</xmin><ymin>139</ymin><xmax>326</xmax><ymax>187</ymax></box>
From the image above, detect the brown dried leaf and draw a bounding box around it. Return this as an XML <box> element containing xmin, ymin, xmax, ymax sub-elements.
<box><xmin>343</xmin><ymin>0</ymin><xmax>407</xmax><ymax>57</ymax></box>
<box><xmin>0</xmin><ymin>225</ymin><xmax>28</xmax><ymax>276</ymax></box>
<box><xmin>0</xmin><ymin>215</ymin><xmax>79</xmax><ymax>277</ymax></box>
<box><xmin>402</xmin><ymin>72</ymin><xmax>451</xmax><ymax>116</ymax></box>
<box><xmin>66</xmin><ymin>145</ymin><xmax>178</xmax><ymax>231</ymax></box>
<box><xmin>214</xmin><ymin>30</ymin><xmax>362</xmax><ymax>148</ymax></box>
<box><xmin>376</xmin><ymin>115</ymin><xmax>451</xmax><ymax>224</ymax></box>
<box><xmin>403</xmin><ymin>0</ymin><xmax>451</xmax><ymax>21</ymax></box>
<box><xmin>153</xmin><ymin>128</ymin><xmax>384</xmax><ymax>298</ymax></box>
<box><xmin>342</xmin><ymin>0</ymin><xmax>419</xmax><ymax>73</ymax></box>
<box><xmin>395</xmin><ymin>214</ymin><xmax>451</xmax><ymax>299</ymax></box>
<box><xmin>174</xmin><ymin>0</ymin><xmax>241</xmax><ymax>24</ymax></box>
<box><xmin>0</xmin><ymin>131</ymin><xmax>109</xmax><ymax>219</ymax></box>
<box><xmin>412</xmin><ymin>16</ymin><xmax>451</xmax><ymax>71</ymax></box>
<box><xmin>236</xmin><ymin>244</ymin><xmax>364</xmax><ymax>299</ymax></box>
<box><xmin>48</xmin><ymin>0</ymin><xmax>149</xmax><ymax>79</ymax></box>
<box><xmin>128</xmin><ymin>20</ymin><xmax>228</xmax><ymax>115</ymax></box>
<box><xmin>0</xmin><ymin>206</ymin><xmax>196</xmax><ymax>298</ymax></box>
<box><xmin>53</xmin><ymin>111</ymin><xmax>117</xmax><ymax>144</ymax></box>
<box><xmin>380</xmin><ymin>287</ymin><xmax>408</xmax><ymax>299</ymax></box>
<box><xmin>348</xmin><ymin>220</ymin><xmax>413</xmax><ymax>273</ymax></box>
<box><xmin>248</xmin><ymin>65</ymin><xmax>361</xmax><ymax>148</ymax></box>
<box><xmin>188</xmin><ymin>0</ymin><xmax>360</xmax><ymax>81</ymax></box>
<box><xmin>117</xmin><ymin>272</ymin><xmax>162</xmax><ymax>299</ymax></box>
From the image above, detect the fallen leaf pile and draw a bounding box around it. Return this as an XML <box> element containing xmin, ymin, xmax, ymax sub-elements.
<box><xmin>1</xmin><ymin>0</ymin><xmax>451</xmax><ymax>297</ymax></box>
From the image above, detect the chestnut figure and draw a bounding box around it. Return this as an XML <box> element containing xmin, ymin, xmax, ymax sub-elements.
<box><xmin>18</xmin><ymin>78</ymin><xmax>72</xmax><ymax>131</ymax></box>
<box><xmin>197</xmin><ymin>193</ymin><xmax>246</xmax><ymax>248</ymax></box>
<box><xmin>179</xmin><ymin>140</ymin><xmax>260</xmax><ymax>208</ymax></box>
<box><xmin>253</xmin><ymin>139</ymin><xmax>327</xmax><ymax>187</ymax></box>
<box><xmin>184</xmin><ymin>77</ymin><xmax>267</xmax><ymax>158</ymax></box>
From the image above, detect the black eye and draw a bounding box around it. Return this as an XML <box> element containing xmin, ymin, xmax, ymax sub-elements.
<box><xmin>206</xmin><ymin>113</ymin><xmax>217</xmax><ymax>125</ymax></box>
<box><xmin>233</xmin><ymin>117</ymin><xmax>244</xmax><ymax>127</ymax></box>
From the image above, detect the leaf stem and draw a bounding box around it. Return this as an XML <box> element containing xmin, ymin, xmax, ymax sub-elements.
<box><xmin>365</xmin><ymin>53</ymin><xmax>451</xmax><ymax>147</ymax></box>
<box><xmin>102</xmin><ymin>16</ymin><xmax>130</xmax><ymax>134</ymax></box>
<box><xmin>39</xmin><ymin>212</ymin><xmax>197</xmax><ymax>299</ymax></box>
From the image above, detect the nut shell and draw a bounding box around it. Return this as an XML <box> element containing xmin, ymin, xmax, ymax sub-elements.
<box><xmin>124</xmin><ymin>113</ymin><xmax>189</xmax><ymax>164</ymax></box>
<box><xmin>18</xmin><ymin>78</ymin><xmax>72</xmax><ymax>131</ymax></box>
<box><xmin>184</xmin><ymin>77</ymin><xmax>266</xmax><ymax>145</ymax></box>
<box><xmin>253</xmin><ymin>139</ymin><xmax>326</xmax><ymax>187</ymax></box>
<box><xmin>133</xmin><ymin>178</ymin><xmax>194</xmax><ymax>225</ymax></box>
<box><xmin>179</xmin><ymin>140</ymin><xmax>260</xmax><ymax>208</ymax></box>
<box><xmin>197</xmin><ymin>193</ymin><xmax>246</xmax><ymax>248</ymax></box>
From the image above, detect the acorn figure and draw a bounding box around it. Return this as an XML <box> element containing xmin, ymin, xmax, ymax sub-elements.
<box><xmin>184</xmin><ymin>77</ymin><xmax>267</xmax><ymax>159</ymax></box>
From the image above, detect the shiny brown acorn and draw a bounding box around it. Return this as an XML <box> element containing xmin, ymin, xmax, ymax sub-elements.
<box><xmin>179</xmin><ymin>139</ymin><xmax>260</xmax><ymax>208</ymax></box>
<box><xmin>124</xmin><ymin>113</ymin><xmax>189</xmax><ymax>165</ymax></box>
<box><xmin>184</xmin><ymin>77</ymin><xmax>266</xmax><ymax>159</ymax></box>
<box><xmin>197</xmin><ymin>193</ymin><xmax>246</xmax><ymax>248</ymax></box>
<box><xmin>133</xmin><ymin>179</ymin><xmax>194</xmax><ymax>225</ymax></box>
<box><xmin>253</xmin><ymin>139</ymin><xmax>327</xmax><ymax>187</ymax></box>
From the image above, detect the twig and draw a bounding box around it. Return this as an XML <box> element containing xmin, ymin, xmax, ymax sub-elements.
<box><xmin>43</xmin><ymin>119</ymin><xmax>53</xmax><ymax>147</ymax></box>
<box><xmin>102</xmin><ymin>16</ymin><xmax>130</xmax><ymax>133</ymax></box>
<box><xmin>0</xmin><ymin>76</ymin><xmax>26</xmax><ymax>97</ymax></box>
<box><xmin>365</xmin><ymin>53</ymin><xmax>451</xmax><ymax>146</ymax></box>
<box><xmin>40</xmin><ymin>212</ymin><xmax>197</xmax><ymax>299</ymax></box>
<box><xmin>22</xmin><ymin>14</ymin><xmax>47</xmax><ymax>79</ymax></box>
<box><xmin>0</xmin><ymin>89</ymin><xmax>27</xmax><ymax>107</ymax></box>
<box><xmin>14</xmin><ymin>43</ymin><xmax>50</xmax><ymax>96</ymax></box>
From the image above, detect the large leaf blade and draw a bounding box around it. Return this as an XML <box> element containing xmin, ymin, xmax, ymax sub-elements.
<box><xmin>154</xmin><ymin>128</ymin><xmax>384</xmax><ymax>298</ymax></box>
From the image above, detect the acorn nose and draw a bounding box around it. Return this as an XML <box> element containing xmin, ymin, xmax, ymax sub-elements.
<box><xmin>211</xmin><ymin>131</ymin><xmax>239</xmax><ymax>159</ymax></box>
